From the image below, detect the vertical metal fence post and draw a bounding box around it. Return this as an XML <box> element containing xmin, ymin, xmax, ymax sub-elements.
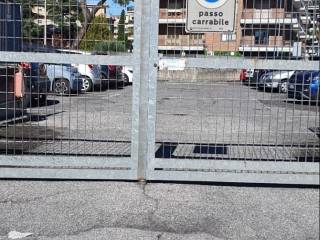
<box><xmin>131</xmin><ymin>0</ymin><xmax>159</xmax><ymax>180</ymax></box>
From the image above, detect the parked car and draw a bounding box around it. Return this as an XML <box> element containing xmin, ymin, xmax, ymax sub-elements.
<box><xmin>56</xmin><ymin>49</ymin><xmax>103</xmax><ymax>92</ymax></box>
<box><xmin>122</xmin><ymin>66</ymin><xmax>133</xmax><ymax>85</ymax></box>
<box><xmin>100</xmin><ymin>65</ymin><xmax>124</xmax><ymax>88</ymax></box>
<box><xmin>45</xmin><ymin>64</ymin><xmax>83</xmax><ymax>95</ymax></box>
<box><xmin>258</xmin><ymin>70</ymin><xmax>295</xmax><ymax>93</ymax></box>
<box><xmin>22</xmin><ymin>62</ymin><xmax>51</xmax><ymax>106</ymax></box>
<box><xmin>76</xmin><ymin>63</ymin><xmax>104</xmax><ymax>92</ymax></box>
<box><xmin>240</xmin><ymin>69</ymin><xmax>273</xmax><ymax>86</ymax></box>
<box><xmin>0</xmin><ymin>64</ymin><xmax>24</xmax><ymax>120</ymax></box>
<box><xmin>240</xmin><ymin>69</ymin><xmax>256</xmax><ymax>84</ymax></box>
<box><xmin>288</xmin><ymin>71</ymin><xmax>320</xmax><ymax>102</ymax></box>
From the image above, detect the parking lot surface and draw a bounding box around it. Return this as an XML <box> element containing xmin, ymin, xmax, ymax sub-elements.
<box><xmin>1</xmin><ymin>81</ymin><xmax>318</xmax><ymax>161</ymax></box>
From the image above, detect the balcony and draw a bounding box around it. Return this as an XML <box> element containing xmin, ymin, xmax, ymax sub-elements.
<box><xmin>239</xmin><ymin>36</ymin><xmax>293</xmax><ymax>52</ymax></box>
<box><xmin>241</xmin><ymin>9</ymin><xmax>298</xmax><ymax>24</ymax></box>
<box><xmin>158</xmin><ymin>35</ymin><xmax>204</xmax><ymax>51</ymax></box>
<box><xmin>159</xmin><ymin>9</ymin><xmax>186</xmax><ymax>24</ymax></box>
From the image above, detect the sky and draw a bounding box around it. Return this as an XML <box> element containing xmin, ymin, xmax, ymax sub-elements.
<box><xmin>87</xmin><ymin>0</ymin><xmax>133</xmax><ymax>16</ymax></box>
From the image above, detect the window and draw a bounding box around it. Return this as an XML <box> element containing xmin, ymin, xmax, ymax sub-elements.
<box><xmin>254</xmin><ymin>31</ymin><xmax>268</xmax><ymax>45</ymax></box>
<box><xmin>168</xmin><ymin>1</ymin><xmax>183</xmax><ymax>9</ymax></box>
<box><xmin>221</xmin><ymin>33</ymin><xmax>236</xmax><ymax>41</ymax></box>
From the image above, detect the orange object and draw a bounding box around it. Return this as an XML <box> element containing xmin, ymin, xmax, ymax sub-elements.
<box><xmin>14</xmin><ymin>68</ymin><xmax>24</xmax><ymax>98</ymax></box>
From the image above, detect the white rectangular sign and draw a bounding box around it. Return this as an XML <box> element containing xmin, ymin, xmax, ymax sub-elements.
<box><xmin>186</xmin><ymin>0</ymin><xmax>236</xmax><ymax>32</ymax></box>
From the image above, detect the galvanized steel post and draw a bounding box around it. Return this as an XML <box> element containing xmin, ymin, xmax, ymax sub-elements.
<box><xmin>131</xmin><ymin>0</ymin><xmax>159</xmax><ymax>180</ymax></box>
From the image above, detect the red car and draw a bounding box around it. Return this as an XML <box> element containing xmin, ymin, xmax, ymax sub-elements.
<box><xmin>240</xmin><ymin>69</ymin><xmax>247</xmax><ymax>81</ymax></box>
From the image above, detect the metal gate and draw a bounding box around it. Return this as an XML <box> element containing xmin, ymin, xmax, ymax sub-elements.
<box><xmin>0</xmin><ymin>0</ymin><xmax>319</xmax><ymax>184</ymax></box>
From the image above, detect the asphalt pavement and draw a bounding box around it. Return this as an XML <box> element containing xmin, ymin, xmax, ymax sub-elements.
<box><xmin>0</xmin><ymin>181</ymin><xmax>319</xmax><ymax>240</ymax></box>
<box><xmin>1</xmin><ymin>81</ymin><xmax>318</xmax><ymax>160</ymax></box>
<box><xmin>0</xmin><ymin>81</ymin><xmax>319</xmax><ymax>239</ymax></box>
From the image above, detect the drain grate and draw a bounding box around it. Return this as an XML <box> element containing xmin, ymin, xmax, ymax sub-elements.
<box><xmin>155</xmin><ymin>144</ymin><xmax>178</xmax><ymax>158</ymax></box>
<box><xmin>193</xmin><ymin>145</ymin><xmax>228</xmax><ymax>155</ymax></box>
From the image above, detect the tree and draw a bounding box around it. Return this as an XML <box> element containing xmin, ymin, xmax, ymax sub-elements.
<box><xmin>42</xmin><ymin>0</ymin><xmax>84</xmax><ymax>43</ymax></box>
<box><xmin>79</xmin><ymin>16</ymin><xmax>111</xmax><ymax>51</ymax></box>
<box><xmin>15</xmin><ymin>0</ymin><xmax>84</xmax><ymax>42</ymax></box>
<box><xmin>94</xmin><ymin>41</ymin><xmax>126</xmax><ymax>53</ymax></box>
<box><xmin>71</xmin><ymin>0</ymin><xmax>130</xmax><ymax>49</ymax></box>
<box><xmin>14</xmin><ymin>0</ymin><xmax>44</xmax><ymax>40</ymax></box>
<box><xmin>117</xmin><ymin>9</ymin><xmax>126</xmax><ymax>42</ymax></box>
<box><xmin>13</xmin><ymin>0</ymin><xmax>131</xmax><ymax>48</ymax></box>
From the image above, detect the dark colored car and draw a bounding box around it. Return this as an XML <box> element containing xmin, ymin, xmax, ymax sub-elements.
<box><xmin>100</xmin><ymin>65</ymin><xmax>124</xmax><ymax>88</ymax></box>
<box><xmin>288</xmin><ymin>71</ymin><xmax>320</xmax><ymax>102</ymax></box>
<box><xmin>21</xmin><ymin>62</ymin><xmax>51</xmax><ymax>106</ymax></box>
<box><xmin>240</xmin><ymin>69</ymin><xmax>273</xmax><ymax>86</ymax></box>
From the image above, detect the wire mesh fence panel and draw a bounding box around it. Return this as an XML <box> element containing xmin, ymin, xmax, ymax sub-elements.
<box><xmin>0</xmin><ymin>0</ymin><xmax>136</xmax><ymax>179</ymax></box>
<box><xmin>0</xmin><ymin>0</ymin><xmax>319</xmax><ymax>183</ymax></box>
<box><xmin>149</xmin><ymin>0</ymin><xmax>320</xmax><ymax>184</ymax></box>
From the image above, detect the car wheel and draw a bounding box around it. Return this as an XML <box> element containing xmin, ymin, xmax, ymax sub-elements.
<box><xmin>280</xmin><ymin>81</ymin><xmax>288</xmax><ymax>93</ymax></box>
<box><xmin>100</xmin><ymin>73</ymin><xmax>108</xmax><ymax>90</ymax></box>
<box><xmin>53</xmin><ymin>79</ymin><xmax>70</xmax><ymax>95</ymax></box>
<box><xmin>123</xmin><ymin>73</ymin><xmax>129</xmax><ymax>85</ymax></box>
<box><xmin>82</xmin><ymin>76</ymin><xmax>93</xmax><ymax>92</ymax></box>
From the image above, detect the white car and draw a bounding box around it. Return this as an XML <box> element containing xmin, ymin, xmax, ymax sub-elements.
<box><xmin>258</xmin><ymin>71</ymin><xmax>296</xmax><ymax>93</ymax></box>
<box><xmin>75</xmin><ymin>63</ymin><xmax>103</xmax><ymax>92</ymax></box>
<box><xmin>122</xmin><ymin>66</ymin><xmax>133</xmax><ymax>85</ymax></box>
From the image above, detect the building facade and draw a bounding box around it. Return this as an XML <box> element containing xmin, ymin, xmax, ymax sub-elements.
<box><xmin>158</xmin><ymin>0</ymin><xmax>320</xmax><ymax>58</ymax></box>
<box><xmin>292</xmin><ymin>0</ymin><xmax>319</xmax><ymax>58</ymax></box>
<box><xmin>159</xmin><ymin>0</ymin><xmax>203</xmax><ymax>55</ymax></box>
<box><xmin>239</xmin><ymin>0</ymin><xmax>301</xmax><ymax>58</ymax></box>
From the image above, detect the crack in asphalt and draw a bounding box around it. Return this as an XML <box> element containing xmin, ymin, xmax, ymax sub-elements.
<box><xmin>1</xmin><ymin>183</ymin><xmax>239</xmax><ymax>240</ymax></box>
<box><xmin>156</xmin><ymin>232</ymin><xmax>163</xmax><ymax>240</ymax></box>
<box><xmin>35</xmin><ymin>227</ymin><xmax>222</xmax><ymax>240</ymax></box>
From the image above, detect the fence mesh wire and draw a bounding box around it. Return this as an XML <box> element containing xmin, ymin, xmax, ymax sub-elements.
<box><xmin>155</xmin><ymin>0</ymin><xmax>319</xmax><ymax>165</ymax></box>
<box><xmin>0</xmin><ymin>0</ymin><xmax>319</xmax><ymax>179</ymax></box>
<box><xmin>0</xmin><ymin>0</ymin><xmax>133</xmax><ymax>157</ymax></box>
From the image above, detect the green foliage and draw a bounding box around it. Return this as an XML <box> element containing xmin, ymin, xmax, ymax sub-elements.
<box><xmin>214</xmin><ymin>51</ymin><xmax>242</xmax><ymax>57</ymax></box>
<box><xmin>15</xmin><ymin>0</ymin><xmax>83</xmax><ymax>39</ymax></box>
<box><xmin>79</xmin><ymin>16</ymin><xmax>111</xmax><ymax>51</ymax></box>
<box><xmin>46</xmin><ymin>0</ymin><xmax>81</xmax><ymax>28</ymax></box>
<box><xmin>93</xmin><ymin>41</ymin><xmax>127</xmax><ymax>53</ymax></box>
<box><xmin>11</xmin><ymin>0</ymin><xmax>131</xmax><ymax>45</ymax></box>
<box><xmin>117</xmin><ymin>9</ymin><xmax>126</xmax><ymax>42</ymax></box>
<box><xmin>22</xmin><ymin>19</ymin><xmax>44</xmax><ymax>38</ymax></box>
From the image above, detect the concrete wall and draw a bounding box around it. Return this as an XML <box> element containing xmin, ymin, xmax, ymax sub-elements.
<box><xmin>158</xmin><ymin>68</ymin><xmax>240</xmax><ymax>83</ymax></box>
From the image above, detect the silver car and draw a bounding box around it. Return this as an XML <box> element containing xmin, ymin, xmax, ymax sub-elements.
<box><xmin>45</xmin><ymin>64</ymin><xmax>83</xmax><ymax>95</ymax></box>
<box><xmin>258</xmin><ymin>71</ymin><xmax>295</xmax><ymax>93</ymax></box>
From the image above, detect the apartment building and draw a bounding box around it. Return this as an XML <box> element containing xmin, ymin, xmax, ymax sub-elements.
<box><xmin>239</xmin><ymin>0</ymin><xmax>300</xmax><ymax>58</ymax></box>
<box><xmin>158</xmin><ymin>0</ymin><xmax>243</xmax><ymax>55</ymax></box>
<box><xmin>31</xmin><ymin>5</ymin><xmax>57</xmax><ymax>27</ymax></box>
<box><xmin>159</xmin><ymin>0</ymin><xmax>200</xmax><ymax>55</ymax></box>
<box><xmin>158</xmin><ymin>0</ymin><xmax>320</xmax><ymax>58</ymax></box>
<box><xmin>204</xmin><ymin>0</ymin><xmax>243</xmax><ymax>55</ymax></box>
<box><xmin>292</xmin><ymin>0</ymin><xmax>319</xmax><ymax>58</ymax></box>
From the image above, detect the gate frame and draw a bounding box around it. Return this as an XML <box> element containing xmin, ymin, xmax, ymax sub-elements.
<box><xmin>144</xmin><ymin>0</ymin><xmax>320</xmax><ymax>185</ymax></box>
<box><xmin>0</xmin><ymin>1</ymin><xmax>319</xmax><ymax>184</ymax></box>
